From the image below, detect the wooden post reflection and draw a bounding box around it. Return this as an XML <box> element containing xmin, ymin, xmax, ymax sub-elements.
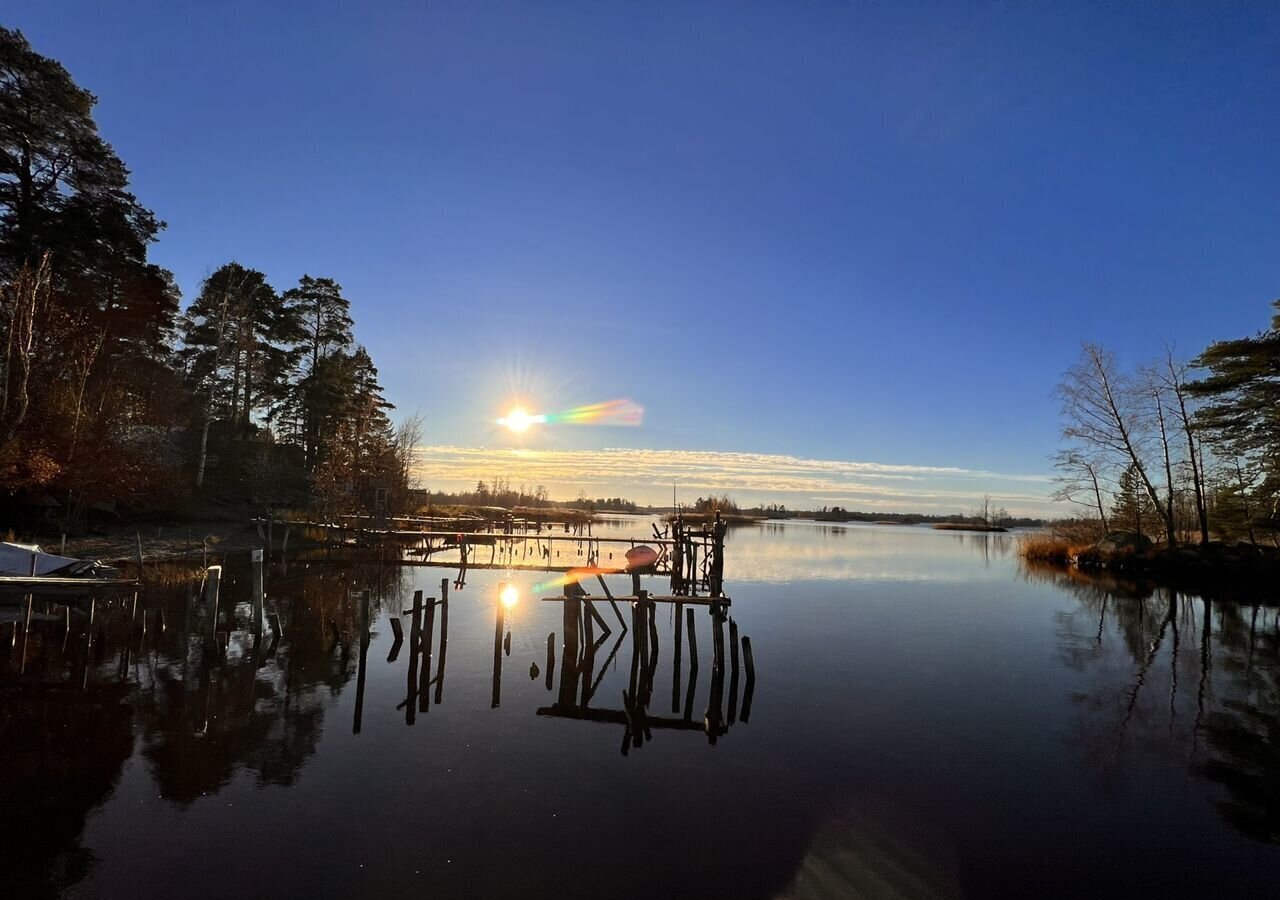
<box><xmin>405</xmin><ymin>590</ymin><xmax>422</xmax><ymax>725</ymax></box>
<box><xmin>728</xmin><ymin>617</ymin><xmax>740</xmax><ymax>724</ymax></box>
<box><xmin>434</xmin><ymin>577</ymin><xmax>449</xmax><ymax>705</ymax></box>
<box><xmin>353</xmin><ymin>590</ymin><xmax>370</xmax><ymax>734</ymax></box>
<box><xmin>492</xmin><ymin>582</ymin><xmax>507</xmax><ymax>708</ymax></box>
<box><xmin>673</xmin><ymin>601</ymin><xmax>684</xmax><ymax>713</ymax></box>
<box><xmin>420</xmin><ymin>592</ymin><xmax>436</xmax><ymax>713</ymax></box>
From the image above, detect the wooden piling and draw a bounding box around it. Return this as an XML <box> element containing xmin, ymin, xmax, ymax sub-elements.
<box><xmin>251</xmin><ymin>549</ymin><xmax>265</xmax><ymax>634</ymax></box>
<box><xmin>584</xmin><ymin>599</ymin><xmax>610</xmax><ymax>637</ymax></box>
<box><xmin>203</xmin><ymin>566</ymin><xmax>222</xmax><ymax>635</ymax></box>
<box><xmin>596</xmin><ymin>575</ymin><xmax>627</xmax><ymax>631</ymax></box>
<box><xmin>559</xmin><ymin>597</ymin><xmax>581</xmax><ymax>707</ymax></box>
<box><xmin>19</xmin><ymin>593</ymin><xmax>33</xmax><ymax>673</ymax></box>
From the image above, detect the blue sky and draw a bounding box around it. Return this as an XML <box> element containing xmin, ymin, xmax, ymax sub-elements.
<box><xmin>9</xmin><ymin>2</ymin><xmax>1279</xmax><ymax>513</ymax></box>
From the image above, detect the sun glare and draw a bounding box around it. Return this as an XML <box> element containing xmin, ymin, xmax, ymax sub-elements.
<box><xmin>504</xmin><ymin>406</ymin><xmax>533</xmax><ymax>433</ymax></box>
<box><xmin>500</xmin><ymin>584</ymin><xmax>519</xmax><ymax>609</ymax></box>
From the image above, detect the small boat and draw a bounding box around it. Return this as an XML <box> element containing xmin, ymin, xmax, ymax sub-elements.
<box><xmin>624</xmin><ymin>545</ymin><xmax>659</xmax><ymax>571</ymax></box>
<box><xmin>0</xmin><ymin>541</ymin><xmax>121</xmax><ymax>579</ymax></box>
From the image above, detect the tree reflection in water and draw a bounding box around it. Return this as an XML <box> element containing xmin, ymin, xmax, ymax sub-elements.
<box><xmin>1031</xmin><ymin>564</ymin><xmax>1280</xmax><ymax>843</ymax></box>
<box><xmin>0</xmin><ymin>557</ymin><xmax>408</xmax><ymax>895</ymax></box>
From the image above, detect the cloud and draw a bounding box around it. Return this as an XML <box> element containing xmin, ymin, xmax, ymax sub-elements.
<box><xmin>411</xmin><ymin>445</ymin><xmax>1057</xmax><ymax>515</ymax></box>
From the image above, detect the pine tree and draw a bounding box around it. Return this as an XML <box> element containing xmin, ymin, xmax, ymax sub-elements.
<box><xmin>1112</xmin><ymin>464</ymin><xmax>1154</xmax><ymax>538</ymax></box>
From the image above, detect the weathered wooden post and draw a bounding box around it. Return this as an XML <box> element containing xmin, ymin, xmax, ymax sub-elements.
<box><xmin>710</xmin><ymin>511</ymin><xmax>726</xmax><ymax>598</ymax></box>
<box><xmin>670</xmin><ymin>515</ymin><xmax>684</xmax><ymax>594</ymax></box>
<box><xmin>19</xmin><ymin>593</ymin><xmax>33</xmax><ymax>674</ymax></box>
<box><xmin>741</xmin><ymin>635</ymin><xmax>755</xmax><ymax>724</ymax></box>
<box><xmin>559</xmin><ymin>596</ymin><xmax>581</xmax><ymax>707</ymax></box>
<box><xmin>203</xmin><ymin>566</ymin><xmax>222</xmax><ymax>637</ymax></box>
<box><xmin>251</xmin><ymin>549</ymin><xmax>265</xmax><ymax>635</ymax></box>
<box><xmin>673</xmin><ymin>601</ymin><xmax>685</xmax><ymax>713</ymax></box>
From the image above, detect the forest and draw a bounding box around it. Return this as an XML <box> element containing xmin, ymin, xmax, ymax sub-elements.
<box><xmin>0</xmin><ymin>27</ymin><xmax>417</xmax><ymax>529</ymax></box>
<box><xmin>1052</xmin><ymin>301</ymin><xmax>1280</xmax><ymax>547</ymax></box>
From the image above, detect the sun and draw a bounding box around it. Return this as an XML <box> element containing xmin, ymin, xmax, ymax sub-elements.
<box><xmin>503</xmin><ymin>406</ymin><xmax>533</xmax><ymax>433</ymax></box>
<box><xmin>500</xmin><ymin>584</ymin><xmax>519</xmax><ymax>609</ymax></box>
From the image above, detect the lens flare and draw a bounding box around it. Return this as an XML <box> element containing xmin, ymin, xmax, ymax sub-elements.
<box><xmin>500</xmin><ymin>584</ymin><xmax>520</xmax><ymax>608</ymax></box>
<box><xmin>496</xmin><ymin>399</ymin><xmax>642</xmax><ymax>432</ymax></box>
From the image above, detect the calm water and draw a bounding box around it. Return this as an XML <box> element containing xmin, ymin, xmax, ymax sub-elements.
<box><xmin>4</xmin><ymin>518</ymin><xmax>1280</xmax><ymax>899</ymax></box>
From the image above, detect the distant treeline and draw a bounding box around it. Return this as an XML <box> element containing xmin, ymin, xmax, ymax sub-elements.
<box><xmin>0</xmin><ymin>28</ymin><xmax>417</xmax><ymax>528</ymax></box>
<box><xmin>418</xmin><ymin>479</ymin><xmax>639</xmax><ymax>514</ymax></box>
<box><xmin>1052</xmin><ymin>301</ymin><xmax>1280</xmax><ymax>547</ymax></box>
<box><xmin>749</xmin><ymin>504</ymin><xmax>1044</xmax><ymax>527</ymax></box>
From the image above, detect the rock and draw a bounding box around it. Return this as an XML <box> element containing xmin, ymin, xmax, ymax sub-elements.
<box><xmin>1096</xmin><ymin>532</ymin><xmax>1152</xmax><ymax>554</ymax></box>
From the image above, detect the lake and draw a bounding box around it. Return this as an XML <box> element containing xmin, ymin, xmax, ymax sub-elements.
<box><xmin>3</xmin><ymin>517</ymin><xmax>1279</xmax><ymax>898</ymax></box>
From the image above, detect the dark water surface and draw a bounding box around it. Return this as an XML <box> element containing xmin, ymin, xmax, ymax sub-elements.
<box><xmin>4</xmin><ymin>518</ymin><xmax>1280</xmax><ymax>898</ymax></box>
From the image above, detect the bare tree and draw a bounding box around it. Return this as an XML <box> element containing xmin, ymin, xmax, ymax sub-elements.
<box><xmin>1051</xmin><ymin>447</ymin><xmax>1110</xmax><ymax>533</ymax></box>
<box><xmin>1056</xmin><ymin>344</ymin><xmax>1175</xmax><ymax>545</ymax></box>
<box><xmin>0</xmin><ymin>253</ymin><xmax>51</xmax><ymax>443</ymax></box>
<box><xmin>1157</xmin><ymin>347</ymin><xmax>1210</xmax><ymax>544</ymax></box>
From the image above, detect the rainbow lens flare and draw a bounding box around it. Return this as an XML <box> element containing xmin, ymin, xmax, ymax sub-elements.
<box><xmin>497</xmin><ymin>399</ymin><xmax>643</xmax><ymax>432</ymax></box>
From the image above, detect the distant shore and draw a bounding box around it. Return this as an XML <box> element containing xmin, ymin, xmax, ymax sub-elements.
<box><xmin>932</xmin><ymin>522</ymin><xmax>1009</xmax><ymax>533</ymax></box>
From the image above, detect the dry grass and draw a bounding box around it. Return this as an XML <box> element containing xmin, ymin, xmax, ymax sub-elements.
<box><xmin>1018</xmin><ymin>520</ymin><xmax>1105</xmax><ymax>566</ymax></box>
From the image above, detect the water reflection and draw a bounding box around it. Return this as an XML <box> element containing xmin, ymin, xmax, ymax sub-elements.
<box><xmin>0</xmin><ymin>560</ymin><xmax>403</xmax><ymax>897</ymax></box>
<box><xmin>5</xmin><ymin>518</ymin><xmax>1280</xmax><ymax>900</ymax></box>
<box><xmin>1038</xmin><ymin>564</ymin><xmax>1280</xmax><ymax>843</ymax></box>
<box><xmin>725</xmin><ymin>519</ymin><xmax>1019</xmax><ymax>583</ymax></box>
